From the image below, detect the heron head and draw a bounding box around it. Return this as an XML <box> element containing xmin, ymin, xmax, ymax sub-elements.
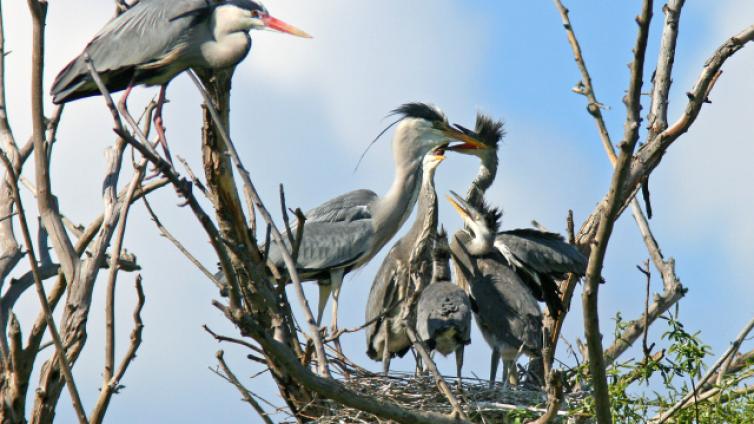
<box><xmin>423</xmin><ymin>146</ymin><xmax>446</xmax><ymax>173</ymax></box>
<box><xmin>390</xmin><ymin>103</ymin><xmax>487</xmax><ymax>160</ymax></box>
<box><xmin>447</xmin><ymin>191</ymin><xmax>501</xmax><ymax>251</ymax></box>
<box><xmin>447</xmin><ymin>112</ymin><xmax>504</xmax><ymax>159</ymax></box>
<box><xmin>228</xmin><ymin>0</ymin><xmax>311</xmax><ymax>38</ymax></box>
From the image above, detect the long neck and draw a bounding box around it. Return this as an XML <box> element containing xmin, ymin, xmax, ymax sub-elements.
<box><xmin>466</xmin><ymin>154</ymin><xmax>498</xmax><ymax>208</ymax></box>
<box><xmin>402</xmin><ymin>167</ymin><xmax>438</xmax><ymax>257</ymax></box>
<box><xmin>370</xmin><ymin>156</ymin><xmax>423</xmax><ymax>251</ymax></box>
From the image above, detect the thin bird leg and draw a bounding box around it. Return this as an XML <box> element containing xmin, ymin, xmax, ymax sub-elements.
<box><xmin>505</xmin><ymin>358</ymin><xmax>519</xmax><ymax>386</ymax></box>
<box><xmin>316</xmin><ymin>281</ymin><xmax>330</xmax><ymax>327</ymax></box>
<box><xmin>153</xmin><ymin>85</ymin><xmax>173</xmax><ymax>164</ymax></box>
<box><xmin>117</xmin><ymin>81</ymin><xmax>135</xmax><ymax>118</ymax></box>
<box><xmin>455</xmin><ymin>345</ymin><xmax>465</xmax><ymax>388</ymax></box>
<box><xmin>382</xmin><ymin>322</ymin><xmax>391</xmax><ymax>375</ymax></box>
<box><xmin>329</xmin><ymin>268</ymin><xmax>345</xmax><ymax>333</ymax></box>
<box><xmin>489</xmin><ymin>349</ymin><xmax>500</xmax><ymax>389</ymax></box>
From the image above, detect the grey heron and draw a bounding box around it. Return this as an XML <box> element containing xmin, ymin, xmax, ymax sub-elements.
<box><xmin>365</xmin><ymin>149</ymin><xmax>444</xmax><ymax>373</ymax></box>
<box><xmin>267</xmin><ymin>103</ymin><xmax>486</xmax><ymax>334</ymax></box>
<box><xmin>51</xmin><ymin>0</ymin><xmax>310</xmax><ymax>160</ymax></box>
<box><xmin>416</xmin><ymin>227</ymin><xmax>471</xmax><ymax>386</ymax></box>
<box><xmin>450</xmin><ymin>113</ymin><xmax>587</xmax><ymax>318</ymax></box>
<box><xmin>446</xmin><ymin>192</ymin><xmax>542</xmax><ymax>388</ymax></box>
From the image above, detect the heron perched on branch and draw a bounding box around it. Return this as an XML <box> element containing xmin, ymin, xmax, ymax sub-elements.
<box><xmin>365</xmin><ymin>149</ymin><xmax>445</xmax><ymax>373</ymax></box>
<box><xmin>416</xmin><ymin>228</ymin><xmax>471</xmax><ymax>386</ymax></box>
<box><xmin>450</xmin><ymin>113</ymin><xmax>587</xmax><ymax>318</ymax></box>
<box><xmin>446</xmin><ymin>192</ymin><xmax>542</xmax><ymax>388</ymax></box>
<box><xmin>267</xmin><ymin>103</ymin><xmax>485</xmax><ymax>334</ymax></box>
<box><xmin>51</xmin><ymin>0</ymin><xmax>310</xmax><ymax>160</ymax></box>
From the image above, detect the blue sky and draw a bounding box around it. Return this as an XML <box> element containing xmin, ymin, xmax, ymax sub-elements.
<box><xmin>4</xmin><ymin>0</ymin><xmax>754</xmax><ymax>422</ymax></box>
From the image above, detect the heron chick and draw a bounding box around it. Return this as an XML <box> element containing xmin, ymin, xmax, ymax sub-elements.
<box><xmin>449</xmin><ymin>113</ymin><xmax>587</xmax><ymax>319</ymax></box>
<box><xmin>365</xmin><ymin>147</ymin><xmax>445</xmax><ymax>373</ymax></box>
<box><xmin>416</xmin><ymin>227</ymin><xmax>471</xmax><ymax>386</ymax></box>
<box><xmin>447</xmin><ymin>191</ymin><xmax>543</xmax><ymax>388</ymax></box>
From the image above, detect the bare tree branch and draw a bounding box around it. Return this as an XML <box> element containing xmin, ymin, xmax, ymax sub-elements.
<box><xmin>215</xmin><ymin>302</ymin><xmax>469</xmax><ymax>424</ymax></box>
<box><xmin>104</xmin><ymin>162</ymin><xmax>146</xmax><ymax>390</ymax></box>
<box><xmin>28</xmin><ymin>0</ymin><xmax>79</xmax><ymax>285</ymax></box>
<box><xmin>90</xmin><ymin>274</ymin><xmax>145</xmax><ymax>424</ymax></box>
<box><xmin>0</xmin><ymin>150</ymin><xmax>88</xmax><ymax>424</ymax></box>
<box><xmin>214</xmin><ymin>350</ymin><xmax>274</xmax><ymax>424</ymax></box>
<box><xmin>187</xmin><ymin>70</ymin><xmax>330</xmax><ymax>378</ymax></box>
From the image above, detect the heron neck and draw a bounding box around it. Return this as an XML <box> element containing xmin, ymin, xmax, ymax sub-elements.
<box><xmin>466</xmin><ymin>154</ymin><xmax>498</xmax><ymax>208</ymax></box>
<box><xmin>400</xmin><ymin>166</ymin><xmax>438</xmax><ymax>257</ymax></box>
<box><xmin>371</xmin><ymin>158</ymin><xmax>423</xmax><ymax>251</ymax></box>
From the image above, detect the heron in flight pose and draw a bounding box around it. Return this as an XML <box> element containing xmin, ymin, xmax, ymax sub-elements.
<box><xmin>447</xmin><ymin>192</ymin><xmax>542</xmax><ymax>388</ymax></box>
<box><xmin>267</xmin><ymin>103</ymin><xmax>485</xmax><ymax>334</ymax></box>
<box><xmin>416</xmin><ymin>228</ymin><xmax>471</xmax><ymax>386</ymax></box>
<box><xmin>365</xmin><ymin>149</ymin><xmax>445</xmax><ymax>373</ymax></box>
<box><xmin>450</xmin><ymin>114</ymin><xmax>587</xmax><ymax>319</ymax></box>
<box><xmin>51</xmin><ymin>0</ymin><xmax>310</xmax><ymax>161</ymax></box>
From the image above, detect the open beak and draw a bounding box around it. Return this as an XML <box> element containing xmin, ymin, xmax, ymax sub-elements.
<box><xmin>440</xmin><ymin>123</ymin><xmax>486</xmax><ymax>151</ymax></box>
<box><xmin>446</xmin><ymin>190</ymin><xmax>471</xmax><ymax>221</ymax></box>
<box><xmin>262</xmin><ymin>15</ymin><xmax>312</xmax><ymax>38</ymax></box>
<box><xmin>430</xmin><ymin>145</ymin><xmax>447</xmax><ymax>161</ymax></box>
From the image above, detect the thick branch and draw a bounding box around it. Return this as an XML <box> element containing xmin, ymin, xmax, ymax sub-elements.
<box><xmin>0</xmin><ymin>151</ymin><xmax>88</xmax><ymax>424</ymax></box>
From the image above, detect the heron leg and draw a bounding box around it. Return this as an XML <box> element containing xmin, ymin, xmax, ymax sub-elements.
<box><xmin>316</xmin><ymin>281</ymin><xmax>330</xmax><ymax>327</ymax></box>
<box><xmin>153</xmin><ymin>85</ymin><xmax>174</xmax><ymax>165</ymax></box>
<box><xmin>455</xmin><ymin>345</ymin><xmax>465</xmax><ymax>388</ymax></box>
<box><xmin>117</xmin><ymin>81</ymin><xmax>134</xmax><ymax>117</ymax></box>
<box><xmin>504</xmin><ymin>359</ymin><xmax>518</xmax><ymax>387</ymax></box>
<box><xmin>489</xmin><ymin>350</ymin><xmax>500</xmax><ymax>389</ymax></box>
<box><xmin>329</xmin><ymin>268</ymin><xmax>345</xmax><ymax>333</ymax></box>
<box><xmin>381</xmin><ymin>322</ymin><xmax>391</xmax><ymax>376</ymax></box>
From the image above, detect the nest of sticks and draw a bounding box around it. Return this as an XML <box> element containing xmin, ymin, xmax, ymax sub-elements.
<box><xmin>301</xmin><ymin>352</ymin><xmax>581</xmax><ymax>423</ymax></box>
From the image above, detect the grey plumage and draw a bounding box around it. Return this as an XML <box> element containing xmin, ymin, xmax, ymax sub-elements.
<box><xmin>266</xmin><ymin>103</ymin><xmax>486</xmax><ymax>332</ymax></box>
<box><xmin>450</xmin><ymin>112</ymin><xmax>588</xmax><ymax>317</ymax></box>
<box><xmin>416</xmin><ymin>229</ymin><xmax>471</xmax><ymax>385</ymax></box>
<box><xmin>447</xmin><ymin>193</ymin><xmax>542</xmax><ymax>388</ymax></box>
<box><xmin>365</xmin><ymin>152</ymin><xmax>443</xmax><ymax>371</ymax></box>
<box><xmin>51</xmin><ymin>0</ymin><xmax>307</xmax><ymax>104</ymax></box>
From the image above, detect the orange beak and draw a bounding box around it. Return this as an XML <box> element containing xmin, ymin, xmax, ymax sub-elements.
<box><xmin>262</xmin><ymin>15</ymin><xmax>312</xmax><ymax>38</ymax></box>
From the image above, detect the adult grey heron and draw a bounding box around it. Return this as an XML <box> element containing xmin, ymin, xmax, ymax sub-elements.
<box><xmin>450</xmin><ymin>113</ymin><xmax>587</xmax><ymax>318</ymax></box>
<box><xmin>51</xmin><ymin>0</ymin><xmax>310</xmax><ymax>160</ymax></box>
<box><xmin>416</xmin><ymin>228</ymin><xmax>471</xmax><ymax>386</ymax></box>
<box><xmin>446</xmin><ymin>192</ymin><xmax>542</xmax><ymax>388</ymax></box>
<box><xmin>365</xmin><ymin>149</ymin><xmax>444</xmax><ymax>373</ymax></box>
<box><xmin>267</xmin><ymin>103</ymin><xmax>486</xmax><ymax>334</ymax></box>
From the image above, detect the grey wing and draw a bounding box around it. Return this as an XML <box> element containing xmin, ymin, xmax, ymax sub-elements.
<box><xmin>304</xmin><ymin>189</ymin><xmax>377</xmax><ymax>223</ymax></box>
<box><xmin>472</xmin><ymin>259</ymin><xmax>543</xmax><ymax>352</ymax></box>
<box><xmin>495</xmin><ymin>228</ymin><xmax>587</xmax><ymax>276</ymax></box>
<box><xmin>267</xmin><ymin>220</ymin><xmax>374</xmax><ymax>273</ymax></box>
<box><xmin>51</xmin><ymin>0</ymin><xmax>210</xmax><ymax>102</ymax></box>
<box><xmin>365</xmin><ymin>249</ymin><xmax>403</xmax><ymax>357</ymax></box>
<box><xmin>418</xmin><ymin>282</ymin><xmax>471</xmax><ymax>343</ymax></box>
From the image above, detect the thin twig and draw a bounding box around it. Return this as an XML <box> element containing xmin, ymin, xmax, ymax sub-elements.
<box><xmin>90</xmin><ymin>274</ymin><xmax>145</xmax><ymax>424</ymax></box>
<box><xmin>215</xmin><ymin>350</ymin><xmax>274</xmax><ymax>424</ymax></box>
<box><xmin>142</xmin><ymin>195</ymin><xmax>225</xmax><ymax>291</ymax></box>
<box><xmin>652</xmin><ymin>316</ymin><xmax>754</xmax><ymax>423</ymax></box>
<box><xmin>104</xmin><ymin>161</ymin><xmax>146</xmax><ymax>387</ymax></box>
